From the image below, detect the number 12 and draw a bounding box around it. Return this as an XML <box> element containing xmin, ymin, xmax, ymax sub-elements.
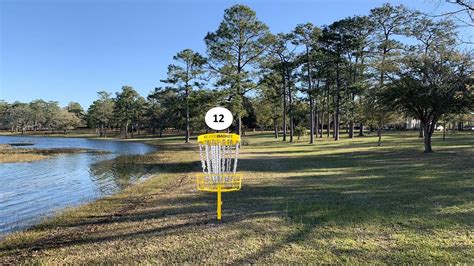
<box><xmin>213</xmin><ymin>114</ymin><xmax>224</xmax><ymax>123</ymax></box>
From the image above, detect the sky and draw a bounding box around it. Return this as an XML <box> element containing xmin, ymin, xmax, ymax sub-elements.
<box><xmin>0</xmin><ymin>0</ymin><xmax>472</xmax><ymax>109</ymax></box>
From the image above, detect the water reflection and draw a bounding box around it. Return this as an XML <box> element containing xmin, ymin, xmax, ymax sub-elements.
<box><xmin>88</xmin><ymin>155</ymin><xmax>160</xmax><ymax>194</ymax></box>
<box><xmin>0</xmin><ymin>136</ymin><xmax>156</xmax><ymax>235</ymax></box>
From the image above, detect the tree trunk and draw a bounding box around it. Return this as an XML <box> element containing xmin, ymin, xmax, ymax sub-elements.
<box><xmin>320</xmin><ymin>86</ymin><xmax>324</xmax><ymax>138</ymax></box>
<box><xmin>335</xmin><ymin>42</ymin><xmax>341</xmax><ymax>141</ymax></box>
<box><xmin>423</xmin><ymin>118</ymin><xmax>437</xmax><ymax>153</ymax></box>
<box><xmin>309</xmin><ymin>96</ymin><xmax>314</xmax><ymax>144</ymax></box>
<box><xmin>359</xmin><ymin>123</ymin><xmax>364</xmax><ymax>136</ymax></box>
<box><xmin>273</xmin><ymin>105</ymin><xmax>278</xmax><ymax>139</ymax></box>
<box><xmin>335</xmin><ymin>108</ymin><xmax>340</xmax><ymax>141</ymax></box>
<box><xmin>289</xmin><ymin>116</ymin><xmax>294</xmax><ymax>143</ymax></box>
<box><xmin>418</xmin><ymin>121</ymin><xmax>424</xmax><ymax>138</ymax></box>
<box><xmin>377</xmin><ymin>125</ymin><xmax>382</xmax><ymax>146</ymax></box>
<box><xmin>125</xmin><ymin>122</ymin><xmax>129</xmax><ymax>139</ymax></box>
<box><xmin>288</xmin><ymin>71</ymin><xmax>294</xmax><ymax>143</ymax></box>
<box><xmin>315</xmin><ymin>107</ymin><xmax>319</xmax><ymax>140</ymax></box>
<box><xmin>423</xmin><ymin>126</ymin><xmax>433</xmax><ymax>153</ymax></box>
<box><xmin>282</xmin><ymin>82</ymin><xmax>287</xmax><ymax>141</ymax></box>
<box><xmin>443</xmin><ymin>122</ymin><xmax>446</xmax><ymax>141</ymax></box>
<box><xmin>319</xmin><ymin>109</ymin><xmax>324</xmax><ymax>138</ymax></box>
<box><xmin>326</xmin><ymin>82</ymin><xmax>330</xmax><ymax>137</ymax></box>
<box><xmin>327</xmin><ymin>111</ymin><xmax>331</xmax><ymax>137</ymax></box>
<box><xmin>349</xmin><ymin>121</ymin><xmax>354</xmax><ymax>138</ymax></box>
<box><xmin>185</xmin><ymin>86</ymin><xmax>190</xmax><ymax>143</ymax></box>
<box><xmin>306</xmin><ymin>47</ymin><xmax>314</xmax><ymax>144</ymax></box>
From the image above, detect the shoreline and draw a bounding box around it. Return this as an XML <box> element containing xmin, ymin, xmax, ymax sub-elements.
<box><xmin>0</xmin><ymin>144</ymin><xmax>110</xmax><ymax>163</ymax></box>
<box><xmin>0</xmin><ymin>134</ymin><xmax>162</xmax><ymax>239</ymax></box>
<box><xmin>0</xmin><ymin>132</ymin><xmax>163</xmax><ymax>165</ymax></box>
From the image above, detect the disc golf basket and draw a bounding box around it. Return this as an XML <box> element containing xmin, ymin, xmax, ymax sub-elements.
<box><xmin>197</xmin><ymin>133</ymin><xmax>242</xmax><ymax>220</ymax></box>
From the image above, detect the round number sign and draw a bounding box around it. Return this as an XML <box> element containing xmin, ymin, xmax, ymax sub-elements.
<box><xmin>205</xmin><ymin>107</ymin><xmax>233</xmax><ymax>131</ymax></box>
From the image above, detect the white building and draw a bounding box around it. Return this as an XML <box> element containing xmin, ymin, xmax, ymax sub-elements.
<box><xmin>406</xmin><ymin>118</ymin><xmax>420</xmax><ymax>130</ymax></box>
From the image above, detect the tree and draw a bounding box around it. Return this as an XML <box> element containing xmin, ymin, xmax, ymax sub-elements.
<box><xmin>29</xmin><ymin>99</ymin><xmax>47</xmax><ymax>132</ymax></box>
<box><xmin>44</xmin><ymin>101</ymin><xmax>61</xmax><ymax>133</ymax></box>
<box><xmin>7</xmin><ymin>102</ymin><xmax>33</xmax><ymax>134</ymax></box>
<box><xmin>367</xmin><ymin>3</ymin><xmax>414</xmax><ymax>140</ymax></box>
<box><xmin>385</xmin><ymin>50</ymin><xmax>473</xmax><ymax>152</ymax></box>
<box><xmin>269</xmin><ymin>33</ymin><xmax>299</xmax><ymax>142</ymax></box>
<box><xmin>369</xmin><ymin>4</ymin><xmax>413</xmax><ymax>86</ymax></box>
<box><xmin>114</xmin><ymin>86</ymin><xmax>141</xmax><ymax>139</ymax></box>
<box><xmin>293</xmin><ymin>23</ymin><xmax>322</xmax><ymax>143</ymax></box>
<box><xmin>242</xmin><ymin>96</ymin><xmax>258</xmax><ymax>130</ymax></box>
<box><xmin>257</xmin><ymin>72</ymin><xmax>283</xmax><ymax>138</ymax></box>
<box><xmin>147</xmin><ymin>87</ymin><xmax>187</xmax><ymax>137</ymax></box>
<box><xmin>431</xmin><ymin>0</ymin><xmax>473</xmax><ymax>29</ymax></box>
<box><xmin>162</xmin><ymin>49</ymin><xmax>206</xmax><ymax>142</ymax></box>
<box><xmin>87</xmin><ymin>91</ymin><xmax>115</xmax><ymax>137</ymax></box>
<box><xmin>133</xmin><ymin>96</ymin><xmax>147</xmax><ymax>136</ymax></box>
<box><xmin>333</xmin><ymin>16</ymin><xmax>373</xmax><ymax>138</ymax></box>
<box><xmin>56</xmin><ymin>108</ymin><xmax>81</xmax><ymax>133</ymax></box>
<box><xmin>319</xmin><ymin>22</ymin><xmax>355</xmax><ymax>141</ymax></box>
<box><xmin>362</xmin><ymin>91</ymin><xmax>402</xmax><ymax>146</ymax></box>
<box><xmin>67</xmin><ymin>102</ymin><xmax>85</xmax><ymax>126</ymax></box>
<box><xmin>188</xmin><ymin>89</ymin><xmax>224</xmax><ymax>132</ymax></box>
<box><xmin>205</xmin><ymin>4</ymin><xmax>271</xmax><ymax>135</ymax></box>
<box><xmin>0</xmin><ymin>101</ymin><xmax>9</xmax><ymax>129</ymax></box>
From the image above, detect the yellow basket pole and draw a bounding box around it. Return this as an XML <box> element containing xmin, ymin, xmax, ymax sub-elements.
<box><xmin>217</xmin><ymin>184</ymin><xmax>222</xmax><ymax>220</ymax></box>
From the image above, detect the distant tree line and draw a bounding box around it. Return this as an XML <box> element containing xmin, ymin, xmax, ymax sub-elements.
<box><xmin>0</xmin><ymin>100</ymin><xmax>84</xmax><ymax>134</ymax></box>
<box><xmin>1</xmin><ymin>3</ymin><xmax>473</xmax><ymax>152</ymax></box>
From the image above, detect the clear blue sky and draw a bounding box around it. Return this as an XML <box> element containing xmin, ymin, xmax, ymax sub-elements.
<box><xmin>0</xmin><ymin>0</ymin><xmax>471</xmax><ymax>109</ymax></box>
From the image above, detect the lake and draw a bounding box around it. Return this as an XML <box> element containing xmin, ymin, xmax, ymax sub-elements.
<box><xmin>0</xmin><ymin>135</ymin><xmax>156</xmax><ymax>236</ymax></box>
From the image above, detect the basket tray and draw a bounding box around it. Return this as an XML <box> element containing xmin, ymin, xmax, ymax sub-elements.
<box><xmin>196</xmin><ymin>172</ymin><xmax>242</xmax><ymax>192</ymax></box>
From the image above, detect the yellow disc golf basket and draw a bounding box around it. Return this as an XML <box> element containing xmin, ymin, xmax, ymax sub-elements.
<box><xmin>197</xmin><ymin>133</ymin><xmax>242</xmax><ymax>220</ymax></box>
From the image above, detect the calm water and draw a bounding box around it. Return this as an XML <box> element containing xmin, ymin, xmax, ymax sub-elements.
<box><xmin>0</xmin><ymin>135</ymin><xmax>156</xmax><ymax>236</ymax></box>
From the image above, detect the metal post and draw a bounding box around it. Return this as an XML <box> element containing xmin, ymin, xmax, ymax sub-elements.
<box><xmin>217</xmin><ymin>184</ymin><xmax>222</xmax><ymax>220</ymax></box>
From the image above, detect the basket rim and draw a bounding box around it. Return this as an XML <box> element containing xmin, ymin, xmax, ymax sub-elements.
<box><xmin>197</xmin><ymin>133</ymin><xmax>241</xmax><ymax>145</ymax></box>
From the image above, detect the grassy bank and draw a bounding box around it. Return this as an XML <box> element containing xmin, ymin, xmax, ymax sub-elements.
<box><xmin>0</xmin><ymin>132</ymin><xmax>472</xmax><ymax>263</ymax></box>
<box><xmin>0</xmin><ymin>129</ymin><xmax>100</xmax><ymax>138</ymax></box>
<box><xmin>0</xmin><ymin>144</ymin><xmax>108</xmax><ymax>163</ymax></box>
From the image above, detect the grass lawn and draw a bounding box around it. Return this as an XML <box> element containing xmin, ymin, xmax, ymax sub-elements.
<box><xmin>0</xmin><ymin>131</ymin><xmax>472</xmax><ymax>263</ymax></box>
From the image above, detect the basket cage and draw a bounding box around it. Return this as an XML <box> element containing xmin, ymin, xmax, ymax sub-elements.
<box><xmin>197</xmin><ymin>133</ymin><xmax>242</xmax><ymax>192</ymax></box>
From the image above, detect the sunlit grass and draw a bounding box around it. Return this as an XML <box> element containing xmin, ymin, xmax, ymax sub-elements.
<box><xmin>0</xmin><ymin>131</ymin><xmax>472</xmax><ymax>263</ymax></box>
<box><xmin>0</xmin><ymin>144</ymin><xmax>109</xmax><ymax>163</ymax></box>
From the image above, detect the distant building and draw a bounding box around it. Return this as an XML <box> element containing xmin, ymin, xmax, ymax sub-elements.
<box><xmin>406</xmin><ymin>118</ymin><xmax>420</xmax><ymax>130</ymax></box>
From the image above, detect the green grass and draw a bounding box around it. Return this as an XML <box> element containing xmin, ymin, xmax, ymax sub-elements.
<box><xmin>0</xmin><ymin>131</ymin><xmax>472</xmax><ymax>263</ymax></box>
